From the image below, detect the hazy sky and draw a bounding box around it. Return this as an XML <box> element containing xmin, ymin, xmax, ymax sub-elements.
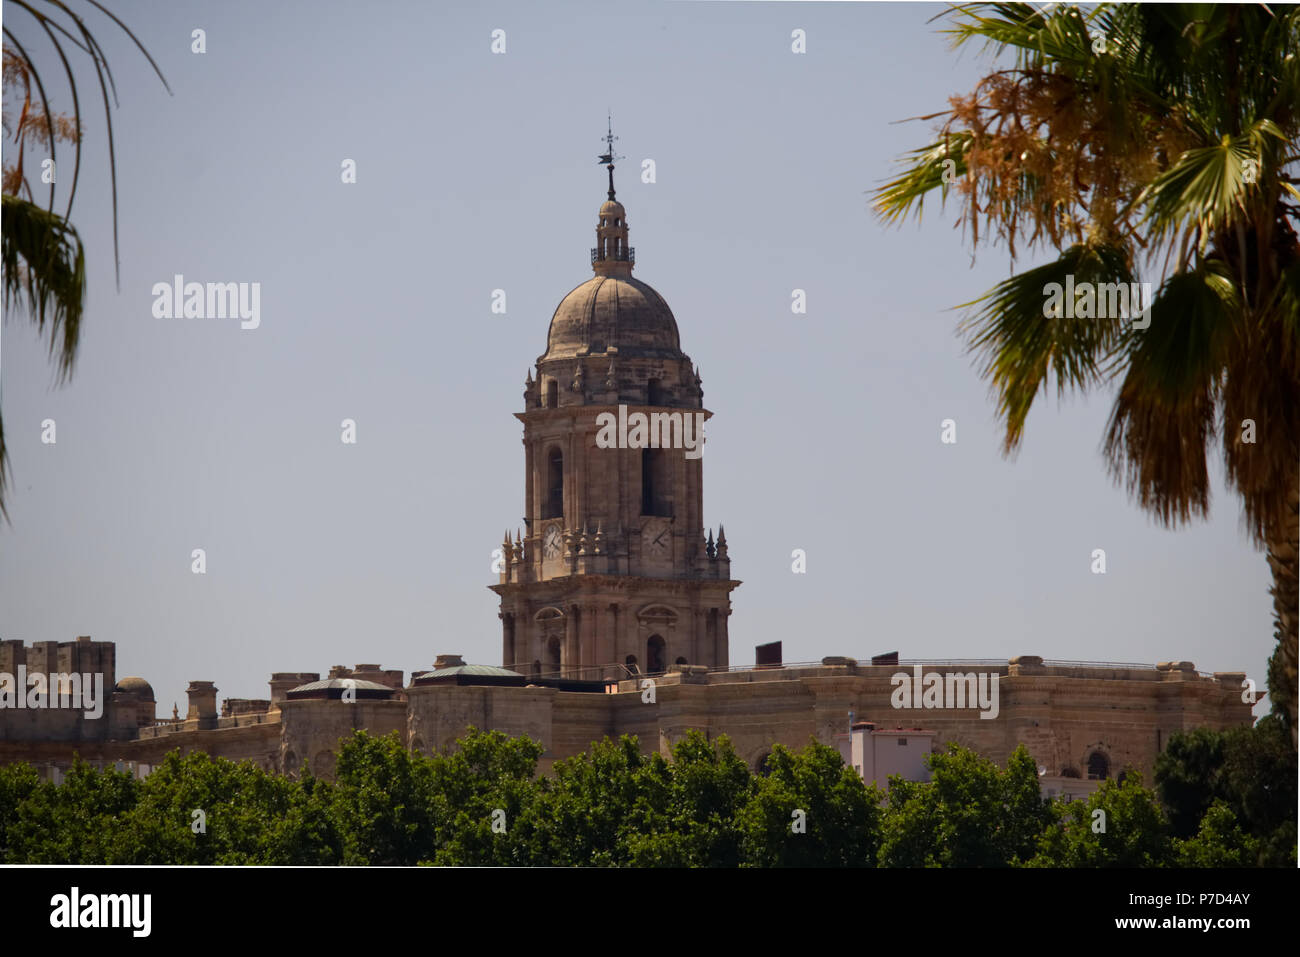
<box><xmin>0</xmin><ymin>0</ymin><xmax>1274</xmax><ymax>719</ymax></box>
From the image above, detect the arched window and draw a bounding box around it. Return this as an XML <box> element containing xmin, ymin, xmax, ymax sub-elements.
<box><xmin>641</xmin><ymin>449</ymin><xmax>672</xmax><ymax>517</ymax></box>
<box><xmin>546</xmin><ymin>636</ymin><xmax>562</xmax><ymax>675</ymax></box>
<box><xmin>754</xmin><ymin>749</ymin><xmax>773</xmax><ymax>776</ymax></box>
<box><xmin>647</xmin><ymin>379</ymin><xmax>663</xmax><ymax>405</ymax></box>
<box><xmin>544</xmin><ymin>448</ymin><xmax>563</xmax><ymax>519</ymax></box>
<box><xmin>1086</xmin><ymin>751</ymin><xmax>1110</xmax><ymax>781</ymax></box>
<box><xmin>675</xmin><ymin>656</ymin><xmax>688</xmax><ymax>666</ymax></box>
<box><xmin>543</xmin><ymin>380</ymin><xmax>558</xmax><ymax>409</ymax></box>
<box><xmin>647</xmin><ymin>634</ymin><xmax>666</xmax><ymax>673</ymax></box>
<box><xmin>531</xmin><ymin>660</ymin><xmax>541</xmax><ymax>677</ymax></box>
<box><xmin>625</xmin><ymin>655</ymin><xmax>639</xmax><ymax>675</ymax></box>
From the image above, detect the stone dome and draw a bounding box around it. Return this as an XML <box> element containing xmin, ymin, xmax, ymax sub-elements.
<box><xmin>114</xmin><ymin>676</ymin><xmax>155</xmax><ymax>700</ymax></box>
<box><xmin>544</xmin><ymin>275</ymin><xmax>683</xmax><ymax>360</ymax></box>
<box><xmin>599</xmin><ymin>199</ymin><xmax>625</xmax><ymax>220</ymax></box>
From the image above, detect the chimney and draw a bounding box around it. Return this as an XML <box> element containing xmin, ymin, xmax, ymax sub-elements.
<box><xmin>269</xmin><ymin>673</ymin><xmax>319</xmax><ymax>710</ymax></box>
<box><xmin>755</xmin><ymin>641</ymin><xmax>782</xmax><ymax>669</ymax></box>
<box><xmin>434</xmin><ymin>654</ymin><xmax>466</xmax><ymax>670</ymax></box>
<box><xmin>185</xmin><ymin>681</ymin><xmax>219</xmax><ymax>730</ymax></box>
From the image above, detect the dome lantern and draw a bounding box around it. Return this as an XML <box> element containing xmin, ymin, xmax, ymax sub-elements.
<box><xmin>592</xmin><ymin>118</ymin><xmax>633</xmax><ymax>277</ymax></box>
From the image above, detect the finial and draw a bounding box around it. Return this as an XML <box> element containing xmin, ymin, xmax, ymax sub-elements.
<box><xmin>597</xmin><ymin>114</ymin><xmax>622</xmax><ymax>200</ymax></box>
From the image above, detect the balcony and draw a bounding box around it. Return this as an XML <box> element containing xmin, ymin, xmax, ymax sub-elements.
<box><xmin>591</xmin><ymin>246</ymin><xmax>634</xmax><ymax>265</ymax></box>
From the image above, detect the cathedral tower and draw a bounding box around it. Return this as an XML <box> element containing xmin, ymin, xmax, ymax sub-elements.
<box><xmin>491</xmin><ymin>133</ymin><xmax>739</xmax><ymax>680</ymax></box>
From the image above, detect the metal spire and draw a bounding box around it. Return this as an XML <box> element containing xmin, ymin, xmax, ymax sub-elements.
<box><xmin>597</xmin><ymin>114</ymin><xmax>623</xmax><ymax>200</ymax></box>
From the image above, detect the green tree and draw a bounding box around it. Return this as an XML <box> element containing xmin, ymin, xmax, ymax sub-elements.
<box><xmin>421</xmin><ymin>727</ymin><xmax>543</xmax><ymax>866</ymax></box>
<box><xmin>879</xmin><ymin>743</ymin><xmax>1052</xmax><ymax>867</ymax></box>
<box><xmin>2</xmin><ymin>757</ymin><xmax>137</xmax><ymax>863</ymax></box>
<box><xmin>107</xmin><ymin>750</ymin><xmax>340</xmax><ymax>865</ymax></box>
<box><xmin>1154</xmin><ymin>726</ymin><xmax>1227</xmax><ymax>838</ymax></box>
<box><xmin>875</xmin><ymin>2</ymin><xmax>1300</xmax><ymax>745</ymax></box>
<box><xmin>1173</xmin><ymin>800</ymin><xmax>1260</xmax><ymax>867</ymax></box>
<box><xmin>1155</xmin><ymin>714</ymin><xmax>1297</xmax><ymax>865</ymax></box>
<box><xmin>330</xmin><ymin>729</ymin><xmax>439</xmax><ymax>865</ymax></box>
<box><xmin>0</xmin><ymin>761</ymin><xmax>42</xmax><ymax>862</ymax></box>
<box><xmin>513</xmin><ymin>734</ymin><xmax>673</xmax><ymax>866</ymax></box>
<box><xmin>623</xmin><ymin>731</ymin><xmax>753</xmax><ymax>867</ymax></box>
<box><xmin>1028</xmin><ymin>771</ymin><xmax>1173</xmax><ymax>867</ymax></box>
<box><xmin>738</xmin><ymin>739</ymin><xmax>880</xmax><ymax>867</ymax></box>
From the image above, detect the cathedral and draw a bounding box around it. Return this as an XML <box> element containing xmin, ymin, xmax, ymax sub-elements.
<box><xmin>491</xmin><ymin>149</ymin><xmax>737</xmax><ymax>682</ymax></box>
<box><xmin>0</xmin><ymin>140</ymin><xmax>1258</xmax><ymax>786</ymax></box>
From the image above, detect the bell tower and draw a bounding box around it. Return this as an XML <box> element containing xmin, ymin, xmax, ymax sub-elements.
<box><xmin>490</xmin><ymin>125</ymin><xmax>739</xmax><ymax>680</ymax></box>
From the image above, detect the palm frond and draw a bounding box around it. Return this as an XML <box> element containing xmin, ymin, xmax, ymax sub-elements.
<box><xmin>1</xmin><ymin>193</ymin><xmax>86</xmax><ymax>378</ymax></box>
<box><xmin>959</xmin><ymin>242</ymin><xmax>1133</xmax><ymax>452</ymax></box>
<box><xmin>1102</xmin><ymin>265</ymin><xmax>1238</xmax><ymax>527</ymax></box>
<box><xmin>872</xmin><ymin>131</ymin><xmax>972</xmax><ymax>226</ymax></box>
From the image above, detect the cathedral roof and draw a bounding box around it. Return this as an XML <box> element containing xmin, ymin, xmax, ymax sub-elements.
<box><xmin>285</xmin><ymin>678</ymin><xmax>396</xmax><ymax>700</ymax></box>
<box><xmin>414</xmin><ymin>663</ymin><xmax>523</xmax><ymax>681</ymax></box>
<box><xmin>543</xmin><ymin>275</ymin><xmax>683</xmax><ymax>361</ymax></box>
<box><xmin>114</xmin><ymin>676</ymin><xmax>154</xmax><ymax>700</ymax></box>
<box><xmin>540</xmin><ymin>133</ymin><xmax>684</xmax><ymax>363</ymax></box>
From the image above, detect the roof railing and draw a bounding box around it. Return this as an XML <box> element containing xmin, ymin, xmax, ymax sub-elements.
<box><xmin>590</xmin><ymin>246</ymin><xmax>634</xmax><ymax>265</ymax></box>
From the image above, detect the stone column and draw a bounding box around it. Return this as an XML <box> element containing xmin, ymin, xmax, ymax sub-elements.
<box><xmin>718</xmin><ymin>608</ymin><xmax>730</xmax><ymax>668</ymax></box>
<box><xmin>564</xmin><ymin>605</ymin><xmax>579</xmax><ymax>678</ymax></box>
<box><xmin>501</xmin><ymin>612</ymin><xmax>515</xmax><ymax>670</ymax></box>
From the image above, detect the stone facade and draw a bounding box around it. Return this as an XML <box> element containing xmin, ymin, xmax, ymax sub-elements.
<box><xmin>0</xmin><ymin>160</ymin><xmax>1259</xmax><ymax>788</ymax></box>
<box><xmin>0</xmin><ymin>641</ymin><xmax>1257</xmax><ymax>783</ymax></box>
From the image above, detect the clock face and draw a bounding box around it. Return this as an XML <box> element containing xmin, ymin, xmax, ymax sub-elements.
<box><xmin>543</xmin><ymin>524</ymin><xmax>563</xmax><ymax>558</ymax></box>
<box><xmin>646</xmin><ymin>520</ymin><xmax>670</xmax><ymax>557</ymax></box>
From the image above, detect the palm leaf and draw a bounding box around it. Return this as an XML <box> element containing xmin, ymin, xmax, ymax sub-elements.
<box><xmin>959</xmin><ymin>242</ymin><xmax>1133</xmax><ymax>452</ymax></box>
<box><xmin>0</xmin><ymin>194</ymin><xmax>85</xmax><ymax>519</ymax></box>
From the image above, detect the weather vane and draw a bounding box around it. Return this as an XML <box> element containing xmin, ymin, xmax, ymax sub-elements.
<box><xmin>598</xmin><ymin>114</ymin><xmax>623</xmax><ymax>199</ymax></box>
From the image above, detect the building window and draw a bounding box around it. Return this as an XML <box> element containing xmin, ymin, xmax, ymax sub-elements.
<box><xmin>546</xmin><ymin>636</ymin><xmax>562</xmax><ymax>675</ymax></box>
<box><xmin>641</xmin><ymin>448</ymin><xmax>672</xmax><ymax>517</ymax></box>
<box><xmin>543</xmin><ymin>380</ymin><xmax>558</xmax><ymax>409</ymax></box>
<box><xmin>625</xmin><ymin>655</ymin><xmax>639</xmax><ymax>675</ymax></box>
<box><xmin>647</xmin><ymin>378</ymin><xmax>663</xmax><ymax>405</ymax></box>
<box><xmin>544</xmin><ymin>448</ymin><xmax>563</xmax><ymax>519</ymax></box>
<box><xmin>675</xmin><ymin>656</ymin><xmax>688</xmax><ymax>666</ymax></box>
<box><xmin>898</xmin><ymin>738</ymin><xmax>907</xmax><ymax>746</ymax></box>
<box><xmin>1086</xmin><ymin>751</ymin><xmax>1110</xmax><ymax>781</ymax></box>
<box><xmin>646</xmin><ymin>635</ymin><xmax>666</xmax><ymax>674</ymax></box>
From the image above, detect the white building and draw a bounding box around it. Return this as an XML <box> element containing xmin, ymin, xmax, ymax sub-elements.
<box><xmin>834</xmin><ymin>720</ymin><xmax>934</xmax><ymax>792</ymax></box>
